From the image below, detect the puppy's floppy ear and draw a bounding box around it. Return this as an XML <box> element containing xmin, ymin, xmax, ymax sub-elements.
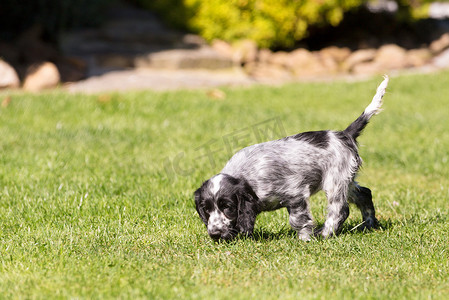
<box><xmin>236</xmin><ymin>180</ymin><xmax>259</xmax><ymax>237</ymax></box>
<box><xmin>194</xmin><ymin>187</ymin><xmax>208</xmax><ymax>226</ymax></box>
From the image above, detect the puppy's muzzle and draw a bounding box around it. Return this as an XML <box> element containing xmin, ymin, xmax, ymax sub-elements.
<box><xmin>208</xmin><ymin>229</ymin><xmax>222</xmax><ymax>240</ymax></box>
<box><xmin>208</xmin><ymin>225</ymin><xmax>235</xmax><ymax>241</ymax></box>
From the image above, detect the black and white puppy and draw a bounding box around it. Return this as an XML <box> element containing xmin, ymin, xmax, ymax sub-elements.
<box><xmin>195</xmin><ymin>76</ymin><xmax>389</xmax><ymax>241</ymax></box>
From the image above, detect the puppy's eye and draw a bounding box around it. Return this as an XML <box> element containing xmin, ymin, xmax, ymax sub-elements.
<box><xmin>203</xmin><ymin>201</ymin><xmax>214</xmax><ymax>213</ymax></box>
<box><xmin>223</xmin><ymin>207</ymin><xmax>237</xmax><ymax>219</ymax></box>
<box><xmin>218</xmin><ymin>200</ymin><xmax>237</xmax><ymax>218</ymax></box>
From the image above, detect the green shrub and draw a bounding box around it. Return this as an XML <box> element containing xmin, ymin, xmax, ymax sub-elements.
<box><xmin>395</xmin><ymin>0</ymin><xmax>449</xmax><ymax>19</ymax></box>
<box><xmin>191</xmin><ymin>0</ymin><xmax>366</xmax><ymax>48</ymax></box>
<box><xmin>133</xmin><ymin>0</ymin><xmax>365</xmax><ymax>48</ymax></box>
<box><xmin>134</xmin><ymin>0</ymin><xmax>449</xmax><ymax>49</ymax></box>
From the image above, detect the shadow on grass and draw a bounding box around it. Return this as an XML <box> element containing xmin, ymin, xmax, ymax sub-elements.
<box><xmin>250</xmin><ymin>220</ymin><xmax>386</xmax><ymax>242</ymax></box>
<box><xmin>212</xmin><ymin>212</ymin><xmax>449</xmax><ymax>243</ymax></box>
<box><xmin>252</xmin><ymin>226</ymin><xmax>297</xmax><ymax>242</ymax></box>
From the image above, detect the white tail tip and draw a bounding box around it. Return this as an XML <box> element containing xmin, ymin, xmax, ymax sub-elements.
<box><xmin>378</xmin><ymin>74</ymin><xmax>389</xmax><ymax>92</ymax></box>
<box><xmin>364</xmin><ymin>75</ymin><xmax>389</xmax><ymax>116</ymax></box>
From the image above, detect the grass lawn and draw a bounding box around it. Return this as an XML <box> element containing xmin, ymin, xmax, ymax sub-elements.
<box><xmin>1</xmin><ymin>71</ymin><xmax>448</xmax><ymax>299</ymax></box>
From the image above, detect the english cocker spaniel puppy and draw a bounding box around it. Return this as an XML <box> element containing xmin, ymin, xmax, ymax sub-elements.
<box><xmin>195</xmin><ymin>76</ymin><xmax>389</xmax><ymax>241</ymax></box>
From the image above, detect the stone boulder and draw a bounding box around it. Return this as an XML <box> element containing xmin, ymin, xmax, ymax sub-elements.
<box><xmin>23</xmin><ymin>62</ymin><xmax>61</xmax><ymax>92</ymax></box>
<box><xmin>433</xmin><ymin>48</ymin><xmax>449</xmax><ymax>68</ymax></box>
<box><xmin>0</xmin><ymin>59</ymin><xmax>20</xmax><ymax>89</ymax></box>
<box><xmin>211</xmin><ymin>40</ymin><xmax>234</xmax><ymax>61</ymax></box>
<box><xmin>319</xmin><ymin>46</ymin><xmax>351</xmax><ymax>72</ymax></box>
<box><xmin>374</xmin><ymin>44</ymin><xmax>408</xmax><ymax>70</ymax></box>
<box><xmin>430</xmin><ymin>33</ymin><xmax>449</xmax><ymax>54</ymax></box>
<box><xmin>288</xmin><ymin>49</ymin><xmax>328</xmax><ymax>77</ymax></box>
<box><xmin>406</xmin><ymin>49</ymin><xmax>432</xmax><ymax>67</ymax></box>
<box><xmin>352</xmin><ymin>62</ymin><xmax>384</xmax><ymax>75</ymax></box>
<box><xmin>245</xmin><ymin>62</ymin><xmax>292</xmax><ymax>81</ymax></box>
<box><xmin>268</xmin><ymin>51</ymin><xmax>291</xmax><ymax>67</ymax></box>
<box><xmin>258</xmin><ymin>48</ymin><xmax>273</xmax><ymax>64</ymax></box>
<box><xmin>343</xmin><ymin>49</ymin><xmax>377</xmax><ymax>72</ymax></box>
<box><xmin>212</xmin><ymin>39</ymin><xmax>258</xmax><ymax>65</ymax></box>
<box><xmin>135</xmin><ymin>47</ymin><xmax>233</xmax><ymax>70</ymax></box>
<box><xmin>319</xmin><ymin>46</ymin><xmax>351</xmax><ymax>64</ymax></box>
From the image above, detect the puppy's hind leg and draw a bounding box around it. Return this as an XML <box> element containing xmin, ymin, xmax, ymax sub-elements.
<box><xmin>319</xmin><ymin>184</ymin><xmax>350</xmax><ymax>238</ymax></box>
<box><xmin>348</xmin><ymin>184</ymin><xmax>379</xmax><ymax>230</ymax></box>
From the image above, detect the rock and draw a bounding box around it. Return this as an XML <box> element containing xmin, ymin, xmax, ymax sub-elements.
<box><xmin>66</xmin><ymin>68</ymin><xmax>255</xmax><ymax>93</ymax></box>
<box><xmin>245</xmin><ymin>62</ymin><xmax>292</xmax><ymax>81</ymax></box>
<box><xmin>258</xmin><ymin>48</ymin><xmax>273</xmax><ymax>64</ymax></box>
<box><xmin>211</xmin><ymin>40</ymin><xmax>234</xmax><ymax>60</ymax></box>
<box><xmin>181</xmin><ymin>34</ymin><xmax>207</xmax><ymax>48</ymax></box>
<box><xmin>0</xmin><ymin>59</ymin><xmax>20</xmax><ymax>89</ymax></box>
<box><xmin>374</xmin><ymin>44</ymin><xmax>408</xmax><ymax>69</ymax></box>
<box><xmin>433</xmin><ymin>48</ymin><xmax>449</xmax><ymax>68</ymax></box>
<box><xmin>320</xmin><ymin>46</ymin><xmax>351</xmax><ymax>63</ymax></box>
<box><xmin>288</xmin><ymin>49</ymin><xmax>314</xmax><ymax>67</ymax></box>
<box><xmin>269</xmin><ymin>51</ymin><xmax>290</xmax><ymax>67</ymax></box>
<box><xmin>23</xmin><ymin>62</ymin><xmax>61</xmax><ymax>92</ymax></box>
<box><xmin>343</xmin><ymin>49</ymin><xmax>377</xmax><ymax>72</ymax></box>
<box><xmin>211</xmin><ymin>39</ymin><xmax>253</xmax><ymax>66</ymax></box>
<box><xmin>319</xmin><ymin>46</ymin><xmax>351</xmax><ymax>73</ymax></box>
<box><xmin>430</xmin><ymin>33</ymin><xmax>449</xmax><ymax>54</ymax></box>
<box><xmin>406</xmin><ymin>49</ymin><xmax>432</xmax><ymax>68</ymax></box>
<box><xmin>352</xmin><ymin>62</ymin><xmax>383</xmax><ymax>75</ymax></box>
<box><xmin>288</xmin><ymin>49</ymin><xmax>327</xmax><ymax>76</ymax></box>
<box><xmin>350</xmin><ymin>44</ymin><xmax>409</xmax><ymax>74</ymax></box>
<box><xmin>232</xmin><ymin>39</ymin><xmax>258</xmax><ymax>64</ymax></box>
<box><xmin>60</xmin><ymin>2</ymin><xmax>207</xmax><ymax>76</ymax></box>
<box><xmin>317</xmin><ymin>52</ymin><xmax>339</xmax><ymax>73</ymax></box>
<box><xmin>135</xmin><ymin>47</ymin><xmax>233</xmax><ymax>70</ymax></box>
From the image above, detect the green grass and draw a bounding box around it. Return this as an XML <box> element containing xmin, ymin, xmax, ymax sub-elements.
<box><xmin>1</xmin><ymin>71</ymin><xmax>449</xmax><ymax>299</ymax></box>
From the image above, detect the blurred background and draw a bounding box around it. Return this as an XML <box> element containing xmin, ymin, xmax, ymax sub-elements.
<box><xmin>1</xmin><ymin>0</ymin><xmax>449</xmax><ymax>92</ymax></box>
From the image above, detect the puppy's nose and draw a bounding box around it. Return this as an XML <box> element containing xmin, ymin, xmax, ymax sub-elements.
<box><xmin>208</xmin><ymin>228</ymin><xmax>222</xmax><ymax>240</ymax></box>
<box><xmin>209</xmin><ymin>232</ymin><xmax>221</xmax><ymax>240</ymax></box>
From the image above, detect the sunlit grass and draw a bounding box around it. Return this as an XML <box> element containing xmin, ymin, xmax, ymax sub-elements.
<box><xmin>0</xmin><ymin>71</ymin><xmax>448</xmax><ymax>298</ymax></box>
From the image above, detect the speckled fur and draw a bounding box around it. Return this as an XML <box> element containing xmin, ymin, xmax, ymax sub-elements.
<box><xmin>195</xmin><ymin>76</ymin><xmax>388</xmax><ymax>241</ymax></box>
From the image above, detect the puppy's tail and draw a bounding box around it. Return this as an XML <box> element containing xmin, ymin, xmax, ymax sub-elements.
<box><xmin>344</xmin><ymin>75</ymin><xmax>389</xmax><ymax>140</ymax></box>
